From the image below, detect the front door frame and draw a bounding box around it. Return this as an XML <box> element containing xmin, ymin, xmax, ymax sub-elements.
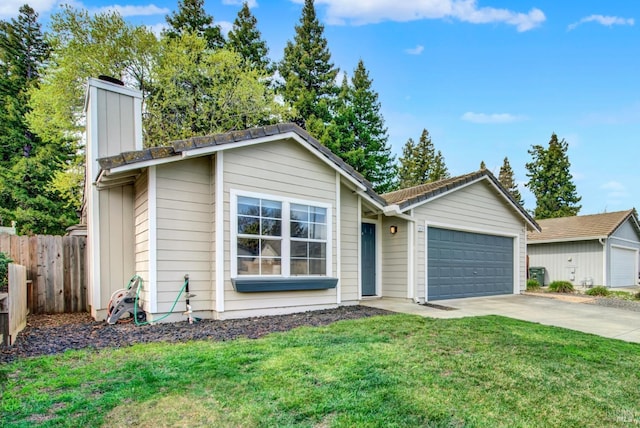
<box><xmin>361</xmin><ymin>217</ymin><xmax>381</xmax><ymax>298</ymax></box>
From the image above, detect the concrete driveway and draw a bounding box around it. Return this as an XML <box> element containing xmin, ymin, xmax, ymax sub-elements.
<box><xmin>361</xmin><ymin>294</ymin><xmax>640</xmax><ymax>344</ymax></box>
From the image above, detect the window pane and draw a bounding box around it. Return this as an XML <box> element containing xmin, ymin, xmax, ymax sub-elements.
<box><xmin>291</xmin><ymin>221</ymin><xmax>308</xmax><ymax>238</ymax></box>
<box><xmin>261</xmin><ymin>258</ymin><xmax>281</xmax><ymax>275</ymax></box>
<box><xmin>290</xmin><ymin>259</ymin><xmax>308</xmax><ymax>275</ymax></box>
<box><xmin>290</xmin><ymin>204</ymin><xmax>308</xmax><ymax>221</ymax></box>
<box><xmin>309</xmin><ymin>242</ymin><xmax>325</xmax><ymax>258</ymax></box>
<box><xmin>238</xmin><ymin>197</ymin><xmax>260</xmax><ymax>216</ymax></box>
<box><xmin>291</xmin><ymin>241</ymin><xmax>308</xmax><ymax>257</ymax></box>
<box><xmin>309</xmin><ymin>207</ymin><xmax>326</xmax><ymax>223</ymax></box>
<box><xmin>261</xmin><ymin>239</ymin><xmax>281</xmax><ymax>257</ymax></box>
<box><xmin>238</xmin><ymin>257</ymin><xmax>259</xmax><ymax>275</ymax></box>
<box><xmin>310</xmin><ymin>224</ymin><xmax>326</xmax><ymax>240</ymax></box>
<box><xmin>261</xmin><ymin>219</ymin><xmax>281</xmax><ymax>236</ymax></box>
<box><xmin>309</xmin><ymin>259</ymin><xmax>327</xmax><ymax>275</ymax></box>
<box><xmin>238</xmin><ymin>216</ymin><xmax>260</xmax><ymax>235</ymax></box>
<box><xmin>237</xmin><ymin>238</ymin><xmax>259</xmax><ymax>256</ymax></box>
<box><xmin>261</xmin><ymin>200</ymin><xmax>282</xmax><ymax>219</ymax></box>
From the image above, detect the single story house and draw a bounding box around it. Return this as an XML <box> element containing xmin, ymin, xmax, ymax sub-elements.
<box><xmin>527</xmin><ymin>210</ymin><xmax>640</xmax><ymax>287</ymax></box>
<box><xmin>84</xmin><ymin>77</ymin><xmax>539</xmax><ymax>322</ymax></box>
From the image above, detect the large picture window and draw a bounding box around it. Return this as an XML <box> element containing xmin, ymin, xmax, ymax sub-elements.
<box><xmin>233</xmin><ymin>192</ymin><xmax>330</xmax><ymax>278</ymax></box>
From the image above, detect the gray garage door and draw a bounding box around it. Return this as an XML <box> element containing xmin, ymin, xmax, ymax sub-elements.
<box><xmin>427</xmin><ymin>227</ymin><xmax>514</xmax><ymax>300</ymax></box>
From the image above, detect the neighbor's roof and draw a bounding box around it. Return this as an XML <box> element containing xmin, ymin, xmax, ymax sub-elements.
<box><xmin>527</xmin><ymin>209</ymin><xmax>640</xmax><ymax>243</ymax></box>
<box><xmin>382</xmin><ymin>169</ymin><xmax>540</xmax><ymax>231</ymax></box>
<box><xmin>97</xmin><ymin>123</ymin><xmax>387</xmax><ymax>207</ymax></box>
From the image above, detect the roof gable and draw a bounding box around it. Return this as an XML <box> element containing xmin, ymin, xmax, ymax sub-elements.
<box><xmin>527</xmin><ymin>209</ymin><xmax>640</xmax><ymax>243</ymax></box>
<box><xmin>97</xmin><ymin>123</ymin><xmax>387</xmax><ymax>208</ymax></box>
<box><xmin>381</xmin><ymin>169</ymin><xmax>540</xmax><ymax>231</ymax></box>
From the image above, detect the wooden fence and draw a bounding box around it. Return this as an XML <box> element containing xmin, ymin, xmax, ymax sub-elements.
<box><xmin>0</xmin><ymin>264</ymin><xmax>28</xmax><ymax>345</ymax></box>
<box><xmin>0</xmin><ymin>235</ymin><xmax>87</xmax><ymax>314</ymax></box>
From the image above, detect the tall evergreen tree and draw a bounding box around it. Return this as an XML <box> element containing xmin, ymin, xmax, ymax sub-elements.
<box><xmin>327</xmin><ymin>60</ymin><xmax>396</xmax><ymax>193</ymax></box>
<box><xmin>525</xmin><ymin>133</ymin><xmax>581</xmax><ymax>219</ymax></box>
<box><xmin>0</xmin><ymin>4</ymin><xmax>49</xmax><ymax>165</ymax></box>
<box><xmin>498</xmin><ymin>156</ymin><xmax>523</xmax><ymax>205</ymax></box>
<box><xmin>479</xmin><ymin>160</ymin><xmax>486</xmax><ymax>169</ymax></box>
<box><xmin>164</xmin><ymin>0</ymin><xmax>225</xmax><ymax>49</ymax></box>
<box><xmin>398</xmin><ymin>129</ymin><xmax>449</xmax><ymax>188</ymax></box>
<box><xmin>0</xmin><ymin>5</ymin><xmax>77</xmax><ymax>233</ymax></box>
<box><xmin>278</xmin><ymin>0</ymin><xmax>338</xmax><ymax>128</ymax></box>
<box><xmin>227</xmin><ymin>2</ymin><xmax>270</xmax><ymax>73</ymax></box>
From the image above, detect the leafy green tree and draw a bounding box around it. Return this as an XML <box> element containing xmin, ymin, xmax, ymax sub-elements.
<box><xmin>227</xmin><ymin>2</ymin><xmax>270</xmax><ymax>73</ymax></box>
<box><xmin>26</xmin><ymin>7</ymin><xmax>159</xmax><ymax>217</ymax></box>
<box><xmin>145</xmin><ymin>33</ymin><xmax>288</xmax><ymax>143</ymax></box>
<box><xmin>525</xmin><ymin>133</ymin><xmax>581</xmax><ymax>219</ymax></box>
<box><xmin>279</xmin><ymin>0</ymin><xmax>338</xmax><ymax>128</ymax></box>
<box><xmin>398</xmin><ymin>129</ymin><xmax>449</xmax><ymax>188</ymax></box>
<box><xmin>164</xmin><ymin>0</ymin><xmax>225</xmax><ymax>49</ymax></box>
<box><xmin>498</xmin><ymin>157</ymin><xmax>523</xmax><ymax>205</ymax></box>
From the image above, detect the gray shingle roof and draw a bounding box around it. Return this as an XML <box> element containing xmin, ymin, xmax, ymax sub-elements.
<box><xmin>527</xmin><ymin>209</ymin><xmax>639</xmax><ymax>242</ymax></box>
<box><xmin>381</xmin><ymin>169</ymin><xmax>539</xmax><ymax>231</ymax></box>
<box><xmin>97</xmin><ymin>123</ymin><xmax>387</xmax><ymax>207</ymax></box>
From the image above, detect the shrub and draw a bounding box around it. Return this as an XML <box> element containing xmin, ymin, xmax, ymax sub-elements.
<box><xmin>0</xmin><ymin>252</ymin><xmax>13</xmax><ymax>291</ymax></box>
<box><xmin>526</xmin><ymin>279</ymin><xmax>540</xmax><ymax>291</ymax></box>
<box><xmin>585</xmin><ymin>286</ymin><xmax>610</xmax><ymax>297</ymax></box>
<box><xmin>635</xmin><ymin>292</ymin><xmax>640</xmax><ymax>301</ymax></box>
<box><xmin>548</xmin><ymin>280</ymin><xmax>574</xmax><ymax>293</ymax></box>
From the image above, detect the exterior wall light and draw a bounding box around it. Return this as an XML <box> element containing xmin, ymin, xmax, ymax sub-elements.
<box><xmin>390</xmin><ymin>225</ymin><xmax>398</xmax><ymax>235</ymax></box>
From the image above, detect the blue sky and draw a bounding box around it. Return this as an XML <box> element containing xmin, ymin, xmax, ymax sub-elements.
<box><xmin>3</xmin><ymin>0</ymin><xmax>639</xmax><ymax>215</ymax></box>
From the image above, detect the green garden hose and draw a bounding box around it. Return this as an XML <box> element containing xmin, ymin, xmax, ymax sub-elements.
<box><xmin>130</xmin><ymin>275</ymin><xmax>190</xmax><ymax>326</ymax></box>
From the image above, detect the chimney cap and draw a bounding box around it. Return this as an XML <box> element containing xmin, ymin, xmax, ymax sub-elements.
<box><xmin>98</xmin><ymin>75</ymin><xmax>124</xmax><ymax>86</ymax></box>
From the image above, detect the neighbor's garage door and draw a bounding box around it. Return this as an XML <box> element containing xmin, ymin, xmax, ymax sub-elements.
<box><xmin>427</xmin><ymin>227</ymin><xmax>514</xmax><ymax>300</ymax></box>
<box><xmin>610</xmin><ymin>246</ymin><xmax>637</xmax><ymax>287</ymax></box>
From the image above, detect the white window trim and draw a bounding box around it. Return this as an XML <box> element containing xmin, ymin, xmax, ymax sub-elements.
<box><xmin>230</xmin><ymin>189</ymin><xmax>333</xmax><ymax>279</ymax></box>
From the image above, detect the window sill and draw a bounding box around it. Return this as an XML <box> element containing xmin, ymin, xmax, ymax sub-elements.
<box><xmin>231</xmin><ymin>277</ymin><xmax>338</xmax><ymax>293</ymax></box>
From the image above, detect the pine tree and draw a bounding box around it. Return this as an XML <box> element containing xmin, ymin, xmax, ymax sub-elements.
<box><xmin>480</xmin><ymin>160</ymin><xmax>486</xmax><ymax>169</ymax></box>
<box><xmin>343</xmin><ymin>60</ymin><xmax>396</xmax><ymax>193</ymax></box>
<box><xmin>227</xmin><ymin>2</ymin><xmax>270</xmax><ymax>73</ymax></box>
<box><xmin>0</xmin><ymin>5</ymin><xmax>77</xmax><ymax>233</ymax></box>
<box><xmin>398</xmin><ymin>129</ymin><xmax>449</xmax><ymax>188</ymax></box>
<box><xmin>525</xmin><ymin>133</ymin><xmax>581</xmax><ymax>219</ymax></box>
<box><xmin>279</xmin><ymin>0</ymin><xmax>338</xmax><ymax>127</ymax></box>
<box><xmin>0</xmin><ymin>4</ymin><xmax>49</xmax><ymax>166</ymax></box>
<box><xmin>164</xmin><ymin>0</ymin><xmax>225</xmax><ymax>49</ymax></box>
<box><xmin>498</xmin><ymin>157</ymin><xmax>523</xmax><ymax>205</ymax></box>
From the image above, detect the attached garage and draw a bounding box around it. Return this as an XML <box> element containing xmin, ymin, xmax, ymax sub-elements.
<box><xmin>427</xmin><ymin>227</ymin><xmax>514</xmax><ymax>300</ymax></box>
<box><xmin>380</xmin><ymin>170</ymin><xmax>539</xmax><ymax>303</ymax></box>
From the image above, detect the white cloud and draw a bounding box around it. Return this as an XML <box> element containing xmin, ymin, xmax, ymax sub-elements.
<box><xmin>405</xmin><ymin>44</ymin><xmax>424</xmax><ymax>55</ymax></box>
<box><xmin>0</xmin><ymin>0</ymin><xmax>57</xmax><ymax>19</ymax></box>
<box><xmin>568</xmin><ymin>14</ymin><xmax>634</xmax><ymax>30</ymax></box>
<box><xmin>461</xmin><ymin>112</ymin><xmax>526</xmax><ymax>124</ymax></box>
<box><xmin>218</xmin><ymin>20</ymin><xmax>234</xmax><ymax>36</ymax></box>
<box><xmin>92</xmin><ymin>4</ymin><xmax>169</xmax><ymax>17</ymax></box>
<box><xmin>295</xmin><ymin>0</ymin><xmax>545</xmax><ymax>31</ymax></box>
<box><xmin>600</xmin><ymin>180</ymin><xmax>629</xmax><ymax>204</ymax></box>
<box><xmin>147</xmin><ymin>22</ymin><xmax>168</xmax><ymax>36</ymax></box>
<box><xmin>223</xmin><ymin>0</ymin><xmax>258</xmax><ymax>7</ymax></box>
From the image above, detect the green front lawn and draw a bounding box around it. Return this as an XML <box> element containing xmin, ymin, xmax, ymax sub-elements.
<box><xmin>1</xmin><ymin>315</ymin><xmax>639</xmax><ymax>427</ymax></box>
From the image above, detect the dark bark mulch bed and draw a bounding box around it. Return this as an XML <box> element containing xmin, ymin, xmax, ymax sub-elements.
<box><xmin>0</xmin><ymin>306</ymin><xmax>391</xmax><ymax>363</ymax></box>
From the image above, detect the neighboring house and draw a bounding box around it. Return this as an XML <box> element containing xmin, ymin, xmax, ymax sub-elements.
<box><xmin>84</xmin><ymin>77</ymin><xmax>539</xmax><ymax>322</ymax></box>
<box><xmin>527</xmin><ymin>210</ymin><xmax>640</xmax><ymax>287</ymax></box>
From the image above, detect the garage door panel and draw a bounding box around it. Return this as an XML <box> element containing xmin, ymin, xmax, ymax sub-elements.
<box><xmin>611</xmin><ymin>247</ymin><xmax>636</xmax><ymax>287</ymax></box>
<box><xmin>428</xmin><ymin>227</ymin><xmax>513</xmax><ymax>300</ymax></box>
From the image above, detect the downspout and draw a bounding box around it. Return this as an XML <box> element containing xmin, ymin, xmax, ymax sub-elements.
<box><xmin>599</xmin><ymin>238</ymin><xmax>607</xmax><ymax>287</ymax></box>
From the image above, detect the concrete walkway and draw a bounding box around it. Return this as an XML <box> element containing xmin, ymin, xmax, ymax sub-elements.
<box><xmin>361</xmin><ymin>294</ymin><xmax>640</xmax><ymax>344</ymax></box>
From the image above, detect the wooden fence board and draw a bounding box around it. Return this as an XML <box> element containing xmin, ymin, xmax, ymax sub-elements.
<box><xmin>0</xmin><ymin>234</ymin><xmax>87</xmax><ymax>314</ymax></box>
